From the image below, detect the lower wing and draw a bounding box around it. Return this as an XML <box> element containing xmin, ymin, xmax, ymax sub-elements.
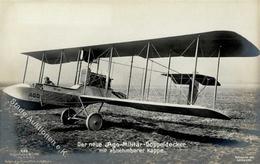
<box><xmin>80</xmin><ymin>95</ymin><xmax>230</xmax><ymax>120</ymax></box>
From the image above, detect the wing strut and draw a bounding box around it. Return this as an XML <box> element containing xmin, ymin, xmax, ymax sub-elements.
<box><xmin>83</xmin><ymin>49</ymin><xmax>91</xmax><ymax>94</ymax></box>
<box><xmin>190</xmin><ymin>36</ymin><xmax>200</xmax><ymax>105</ymax></box>
<box><xmin>74</xmin><ymin>49</ymin><xmax>81</xmax><ymax>85</ymax></box>
<box><xmin>96</xmin><ymin>58</ymin><xmax>100</xmax><ymax>74</ymax></box>
<box><xmin>77</xmin><ymin>51</ymin><xmax>83</xmax><ymax>84</ymax></box>
<box><xmin>147</xmin><ymin>60</ymin><xmax>153</xmax><ymax>100</ymax></box>
<box><xmin>164</xmin><ymin>52</ymin><xmax>172</xmax><ymax>102</ymax></box>
<box><xmin>105</xmin><ymin>47</ymin><xmax>113</xmax><ymax>96</ymax></box>
<box><xmin>142</xmin><ymin>42</ymin><xmax>150</xmax><ymax>100</ymax></box>
<box><xmin>57</xmin><ymin>50</ymin><xmax>64</xmax><ymax>86</ymax></box>
<box><xmin>38</xmin><ymin>52</ymin><xmax>45</xmax><ymax>83</ymax></box>
<box><xmin>140</xmin><ymin>68</ymin><xmax>145</xmax><ymax>96</ymax></box>
<box><xmin>213</xmin><ymin>46</ymin><xmax>221</xmax><ymax>109</ymax></box>
<box><xmin>126</xmin><ymin>55</ymin><xmax>134</xmax><ymax>98</ymax></box>
<box><xmin>41</xmin><ymin>57</ymin><xmax>46</xmax><ymax>83</ymax></box>
<box><xmin>22</xmin><ymin>55</ymin><xmax>29</xmax><ymax>83</ymax></box>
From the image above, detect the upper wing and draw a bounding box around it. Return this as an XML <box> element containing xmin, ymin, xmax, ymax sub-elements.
<box><xmin>80</xmin><ymin>95</ymin><xmax>230</xmax><ymax>120</ymax></box>
<box><xmin>23</xmin><ymin>31</ymin><xmax>259</xmax><ymax>64</ymax></box>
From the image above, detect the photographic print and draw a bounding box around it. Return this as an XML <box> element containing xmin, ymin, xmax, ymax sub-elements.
<box><xmin>0</xmin><ymin>0</ymin><xmax>259</xmax><ymax>163</ymax></box>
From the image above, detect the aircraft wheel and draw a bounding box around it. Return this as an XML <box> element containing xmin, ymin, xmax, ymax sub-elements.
<box><xmin>86</xmin><ymin>113</ymin><xmax>103</xmax><ymax>131</ymax></box>
<box><xmin>61</xmin><ymin>108</ymin><xmax>76</xmax><ymax>125</ymax></box>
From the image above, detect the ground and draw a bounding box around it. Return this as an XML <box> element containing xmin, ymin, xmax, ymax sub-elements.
<box><xmin>0</xmin><ymin>87</ymin><xmax>259</xmax><ymax>163</ymax></box>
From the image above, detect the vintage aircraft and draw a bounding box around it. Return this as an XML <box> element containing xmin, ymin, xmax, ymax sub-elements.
<box><xmin>3</xmin><ymin>31</ymin><xmax>259</xmax><ymax>130</ymax></box>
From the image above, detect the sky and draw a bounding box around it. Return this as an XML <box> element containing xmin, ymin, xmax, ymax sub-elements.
<box><xmin>0</xmin><ymin>0</ymin><xmax>259</xmax><ymax>87</ymax></box>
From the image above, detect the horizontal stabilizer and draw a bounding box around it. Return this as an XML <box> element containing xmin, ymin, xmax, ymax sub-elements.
<box><xmin>162</xmin><ymin>73</ymin><xmax>220</xmax><ymax>86</ymax></box>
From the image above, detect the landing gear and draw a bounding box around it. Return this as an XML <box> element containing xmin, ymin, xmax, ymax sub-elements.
<box><xmin>86</xmin><ymin>113</ymin><xmax>103</xmax><ymax>131</ymax></box>
<box><xmin>60</xmin><ymin>97</ymin><xmax>104</xmax><ymax>131</ymax></box>
<box><xmin>60</xmin><ymin>108</ymin><xmax>77</xmax><ymax>125</ymax></box>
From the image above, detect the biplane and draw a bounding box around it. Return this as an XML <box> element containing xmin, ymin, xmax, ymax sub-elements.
<box><xmin>3</xmin><ymin>31</ymin><xmax>259</xmax><ymax>130</ymax></box>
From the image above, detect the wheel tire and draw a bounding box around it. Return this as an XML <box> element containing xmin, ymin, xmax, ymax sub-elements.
<box><xmin>61</xmin><ymin>108</ymin><xmax>76</xmax><ymax>125</ymax></box>
<box><xmin>86</xmin><ymin>113</ymin><xmax>103</xmax><ymax>131</ymax></box>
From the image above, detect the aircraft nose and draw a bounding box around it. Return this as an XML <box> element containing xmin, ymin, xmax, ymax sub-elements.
<box><xmin>3</xmin><ymin>85</ymin><xmax>14</xmax><ymax>97</ymax></box>
<box><xmin>3</xmin><ymin>84</ymin><xmax>18</xmax><ymax>98</ymax></box>
<box><xmin>2</xmin><ymin>83</ymin><xmax>30</xmax><ymax>100</ymax></box>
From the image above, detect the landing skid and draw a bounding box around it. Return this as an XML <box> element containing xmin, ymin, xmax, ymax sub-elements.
<box><xmin>60</xmin><ymin>96</ymin><xmax>104</xmax><ymax>131</ymax></box>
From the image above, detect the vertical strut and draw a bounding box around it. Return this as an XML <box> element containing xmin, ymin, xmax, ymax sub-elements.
<box><xmin>77</xmin><ymin>52</ymin><xmax>83</xmax><ymax>84</ymax></box>
<box><xmin>190</xmin><ymin>36</ymin><xmax>200</xmax><ymax>105</ymax></box>
<box><xmin>213</xmin><ymin>46</ymin><xmax>221</xmax><ymax>109</ymax></box>
<box><xmin>146</xmin><ymin>60</ymin><xmax>153</xmax><ymax>100</ymax></box>
<box><xmin>40</xmin><ymin>61</ymin><xmax>45</xmax><ymax>83</ymax></box>
<box><xmin>168</xmin><ymin>78</ymin><xmax>172</xmax><ymax>103</ymax></box>
<box><xmin>83</xmin><ymin>49</ymin><xmax>91</xmax><ymax>94</ymax></box>
<box><xmin>140</xmin><ymin>68</ymin><xmax>145</xmax><ymax>96</ymax></box>
<box><xmin>57</xmin><ymin>50</ymin><xmax>64</xmax><ymax>86</ymax></box>
<box><xmin>40</xmin><ymin>52</ymin><xmax>46</xmax><ymax>83</ymax></box>
<box><xmin>74</xmin><ymin>50</ymin><xmax>81</xmax><ymax>85</ymax></box>
<box><xmin>126</xmin><ymin>55</ymin><xmax>134</xmax><ymax>98</ymax></box>
<box><xmin>142</xmin><ymin>42</ymin><xmax>150</xmax><ymax>100</ymax></box>
<box><xmin>179</xmin><ymin>74</ymin><xmax>183</xmax><ymax>103</ymax></box>
<box><xmin>38</xmin><ymin>53</ymin><xmax>45</xmax><ymax>83</ymax></box>
<box><xmin>106</xmin><ymin>47</ymin><xmax>113</xmax><ymax>96</ymax></box>
<box><xmin>96</xmin><ymin>58</ymin><xmax>100</xmax><ymax>74</ymax></box>
<box><xmin>23</xmin><ymin>56</ymin><xmax>29</xmax><ymax>83</ymax></box>
<box><xmin>164</xmin><ymin>52</ymin><xmax>172</xmax><ymax>103</ymax></box>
